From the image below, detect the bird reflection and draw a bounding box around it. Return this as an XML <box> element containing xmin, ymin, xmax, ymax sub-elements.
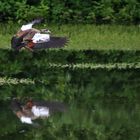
<box><xmin>11</xmin><ymin>98</ymin><xmax>67</xmax><ymax>125</ymax></box>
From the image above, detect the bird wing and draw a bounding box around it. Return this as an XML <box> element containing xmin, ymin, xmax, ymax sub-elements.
<box><xmin>33</xmin><ymin>36</ymin><xmax>68</xmax><ymax>49</ymax></box>
<box><xmin>21</xmin><ymin>18</ymin><xmax>43</xmax><ymax>31</ymax></box>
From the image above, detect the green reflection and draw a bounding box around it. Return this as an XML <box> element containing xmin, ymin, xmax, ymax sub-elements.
<box><xmin>0</xmin><ymin>69</ymin><xmax>139</xmax><ymax>140</ymax></box>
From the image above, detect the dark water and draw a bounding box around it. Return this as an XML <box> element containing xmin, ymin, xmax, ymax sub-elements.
<box><xmin>0</xmin><ymin>69</ymin><xmax>140</xmax><ymax>140</ymax></box>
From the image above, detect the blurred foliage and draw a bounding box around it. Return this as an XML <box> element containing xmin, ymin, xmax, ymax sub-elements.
<box><xmin>0</xmin><ymin>49</ymin><xmax>139</xmax><ymax>77</ymax></box>
<box><xmin>0</xmin><ymin>97</ymin><xmax>140</xmax><ymax>139</ymax></box>
<box><xmin>0</xmin><ymin>0</ymin><xmax>139</xmax><ymax>24</ymax></box>
<box><xmin>0</xmin><ymin>67</ymin><xmax>139</xmax><ymax>101</ymax></box>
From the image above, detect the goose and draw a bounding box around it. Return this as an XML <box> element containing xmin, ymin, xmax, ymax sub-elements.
<box><xmin>11</xmin><ymin>19</ymin><xmax>68</xmax><ymax>52</ymax></box>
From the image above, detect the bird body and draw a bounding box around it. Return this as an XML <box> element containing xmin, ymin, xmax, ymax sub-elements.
<box><xmin>11</xmin><ymin>19</ymin><xmax>68</xmax><ymax>52</ymax></box>
<box><xmin>32</xmin><ymin>33</ymin><xmax>50</xmax><ymax>43</ymax></box>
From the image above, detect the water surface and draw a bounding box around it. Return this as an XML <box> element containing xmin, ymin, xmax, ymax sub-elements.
<box><xmin>0</xmin><ymin>69</ymin><xmax>139</xmax><ymax>140</ymax></box>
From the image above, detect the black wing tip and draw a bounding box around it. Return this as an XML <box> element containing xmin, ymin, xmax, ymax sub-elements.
<box><xmin>53</xmin><ymin>36</ymin><xmax>69</xmax><ymax>47</ymax></box>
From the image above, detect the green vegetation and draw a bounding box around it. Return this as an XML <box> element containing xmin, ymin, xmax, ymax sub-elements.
<box><xmin>0</xmin><ymin>0</ymin><xmax>140</xmax><ymax>24</ymax></box>
<box><xmin>0</xmin><ymin>24</ymin><xmax>140</xmax><ymax>50</ymax></box>
<box><xmin>0</xmin><ymin>0</ymin><xmax>140</xmax><ymax>140</ymax></box>
<box><xmin>0</xmin><ymin>20</ymin><xmax>139</xmax><ymax>140</ymax></box>
<box><xmin>0</xmin><ymin>68</ymin><xmax>139</xmax><ymax>100</ymax></box>
<box><xmin>0</xmin><ymin>77</ymin><xmax>34</xmax><ymax>85</ymax></box>
<box><xmin>0</xmin><ymin>35</ymin><xmax>139</xmax><ymax>139</ymax></box>
<box><xmin>0</xmin><ymin>0</ymin><xmax>139</xmax><ymax>139</ymax></box>
<box><xmin>0</xmin><ymin>49</ymin><xmax>139</xmax><ymax>77</ymax></box>
<box><xmin>0</xmin><ymin>69</ymin><xmax>140</xmax><ymax>139</ymax></box>
<box><xmin>48</xmin><ymin>62</ymin><xmax>140</xmax><ymax>69</ymax></box>
<box><xmin>0</xmin><ymin>100</ymin><xmax>140</xmax><ymax>140</ymax></box>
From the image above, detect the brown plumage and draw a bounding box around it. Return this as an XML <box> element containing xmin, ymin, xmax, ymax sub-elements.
<box><xmin>11</xmin><ymin>19</ymin><xmax>68</xmax><ymax>51</ymax></box>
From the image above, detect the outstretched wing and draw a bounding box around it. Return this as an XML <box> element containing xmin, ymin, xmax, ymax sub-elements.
<box><xmin>21</xmin><ymin>18</ymin><xmax>43</xmax><ymax>31</ymax></box>
<box><xmin>33</xmin><ymin>37</ymin><xmax>68</xmax><ymax>49</ymax></box>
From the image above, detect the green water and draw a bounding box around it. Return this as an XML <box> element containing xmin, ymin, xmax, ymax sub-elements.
<box><xmin>0</xmin><ymin>69</ymin><xmax>140</xmax><ymax>140</ymax></box>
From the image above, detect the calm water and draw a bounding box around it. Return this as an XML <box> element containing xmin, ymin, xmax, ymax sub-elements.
<box><xmin>0</xmin><ymin>69</ymin><xmax>140</xmax><ymax>140</ymax></box>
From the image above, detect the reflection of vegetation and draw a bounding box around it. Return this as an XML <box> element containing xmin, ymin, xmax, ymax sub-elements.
<box><xmin>0</xmin><ymin>66</ymin><xmax>139</xmax><ymax>139</ymax></box>
<box><xmin>0</xmin><ymin>27</ymin><xmax>139</xmax><ymax>139</ymax></box>
<box><xmin>48</xmin><ymin>62</ymin><xmax>140</xmax><ymax>69</ymax></box>
<box><xmin>0</xmin><ymin>49</ymin><xmax>140</xmax><ymax>77</ymax></box>
<box><xmin>0</xmin><ymin>77</ymin><xmax>34</xmax><ymax>85</ymax></box>
<box><xmin>0</xmin><ymin>99</ymin><xmax>140</xmax><ymax>140</ymax></box>
<box><xmin>0</xmin><ymin>69</ymin><xmax>139</xmax><ymax>101</ymax></box>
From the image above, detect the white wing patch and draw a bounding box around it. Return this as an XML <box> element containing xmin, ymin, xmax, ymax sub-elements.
<box><xmin>31</xmin><ymin>105</ymin><xmax>50</xmax><ymax>117</ymax></box>
<box><xmin>21</xmin><ymin>23</ymin><xmax>33</xmax><ymax>31</ymax></box>
<box><xmin>32</xmin><ymin>33</ymin><xmax>50</xmax><ymax>43</ymax></box>
<box><xmin>20</xmin><ymin>116</ymin><xmax>33</xmax><ymax>124</ymax></box>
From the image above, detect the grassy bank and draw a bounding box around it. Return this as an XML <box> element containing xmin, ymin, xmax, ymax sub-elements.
<box><xmin>0</xmin><ymin>24</ymin><xmax>140</xmax><ymax>50</ymax></box>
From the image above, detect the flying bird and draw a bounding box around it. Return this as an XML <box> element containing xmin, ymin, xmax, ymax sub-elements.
<box><xmin>11</xmin><ymin>98</ymin><xmax>67</xmax><ymax>125</ymax></box>
<box><xmin>11</xmin><ymin>19</ymin><xmax>68</xmax><ymax>52</ymax></box>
